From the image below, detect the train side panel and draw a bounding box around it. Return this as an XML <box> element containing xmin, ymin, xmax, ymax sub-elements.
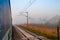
<box><xmin>0</xmin><ymin>0</ymin><xmax>12</xmax><ymax>40</ymax></box>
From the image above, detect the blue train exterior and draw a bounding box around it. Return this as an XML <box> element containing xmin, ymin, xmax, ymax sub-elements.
<box><xmin>0</xmin><ymin>0</ymin><xmax>12</xmax><ymax>40</ymax></box>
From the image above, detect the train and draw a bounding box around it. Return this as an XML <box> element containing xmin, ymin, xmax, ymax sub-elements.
<box><xmin>0</xmin><ymin>0</ymin><xmax>12</xmax><ymax>40</ymax></box>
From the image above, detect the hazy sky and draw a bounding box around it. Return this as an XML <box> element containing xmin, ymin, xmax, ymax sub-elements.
<box><xmin>10</xmin><ymin>0</ymin><xmax>60</xmax><ymax>24</ymax></box>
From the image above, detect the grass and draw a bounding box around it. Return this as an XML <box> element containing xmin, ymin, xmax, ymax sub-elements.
<box><xmin>18</xmin><ymin>24</ymin><xmax>60</xmax><ymax>40</ymax></box>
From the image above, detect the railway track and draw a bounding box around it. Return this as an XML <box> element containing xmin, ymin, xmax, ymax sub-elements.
<box><xmin>13</xmin><ymin>25</ymin><xmax>50</xmax><ymax>40</ymax></box>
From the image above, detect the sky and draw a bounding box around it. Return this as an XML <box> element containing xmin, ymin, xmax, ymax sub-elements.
<box><xmin>10</xmin><ymin>0</ymin><xmax>60</xmax><ymax>24</ymax></box>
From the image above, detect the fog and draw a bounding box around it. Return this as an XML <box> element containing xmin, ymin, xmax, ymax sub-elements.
<box><xmin>10</xmin><ymin>0</ymin><xmax>60</xmax><ymax>24</ymax></box>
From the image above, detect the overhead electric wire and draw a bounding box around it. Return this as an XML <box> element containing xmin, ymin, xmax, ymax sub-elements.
<box><xmin>19</xmin><ymin>0</ymin><xmax>36</xmax><ymax>19</ymax></box>
<box><xmin>24</xmin><ymin>0</ymin><xmax>36</xmax><ymax>11</ymax></box>
<box><xmin>20</xmin><ymin>0</ymin><xmax>36</xmax><ymax>12</ymax></box>
<box><xmin>20</xmin><ymin>14</ymin><xmax>34</xmax><ymax>20</ymax></box>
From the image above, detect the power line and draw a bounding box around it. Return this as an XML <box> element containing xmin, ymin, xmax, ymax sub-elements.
<box><xmin>19</xmin><ymin>14</ymin><xmax>34</xmax><ymax>20</ymax></box>
<box><xmin>18</xmin><ymin>0</ymin><xmax>36</xmax><ymax>25</ymax></box>
<box><xmin>24</xmin><ymin>0</ymin><xmax>36</xmax><ymax>11</ymax></box>
<box><xmin>19</xmin><ymin>0</ymin><xmax>36</xmax><ymax>20</ymax></box>
<box><xmin>21</xmin><ymin>0</ymin><xmax>36</xmax><ymax>12</ymax></box>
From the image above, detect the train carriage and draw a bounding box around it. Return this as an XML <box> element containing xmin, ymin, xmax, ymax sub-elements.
<box><xmin>0</xmin><ymin>0</ymin><xmax>12</xmax><ymax>40</ymax></box>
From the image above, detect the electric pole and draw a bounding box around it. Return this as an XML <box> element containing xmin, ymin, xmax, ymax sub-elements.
<box><xmin>57</xmin><ymin>26</ymin><xmax>59</xmax><ymax>40</ymax></box>
<box><xmin>57</xmin><ymin>20</ymin><xmax>60</xmax><ymax>40</ymax></box>
<box><xmin>25</xmin><ymin>12</ymin><xmax>28</xmax><ymax>27</ymax></box>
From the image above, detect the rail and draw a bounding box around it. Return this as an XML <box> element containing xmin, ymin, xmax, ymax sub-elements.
<box><xmin>13</xmin><ymin>25</ymin><xmax>49</xmax><ymax>40</ymax></box>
